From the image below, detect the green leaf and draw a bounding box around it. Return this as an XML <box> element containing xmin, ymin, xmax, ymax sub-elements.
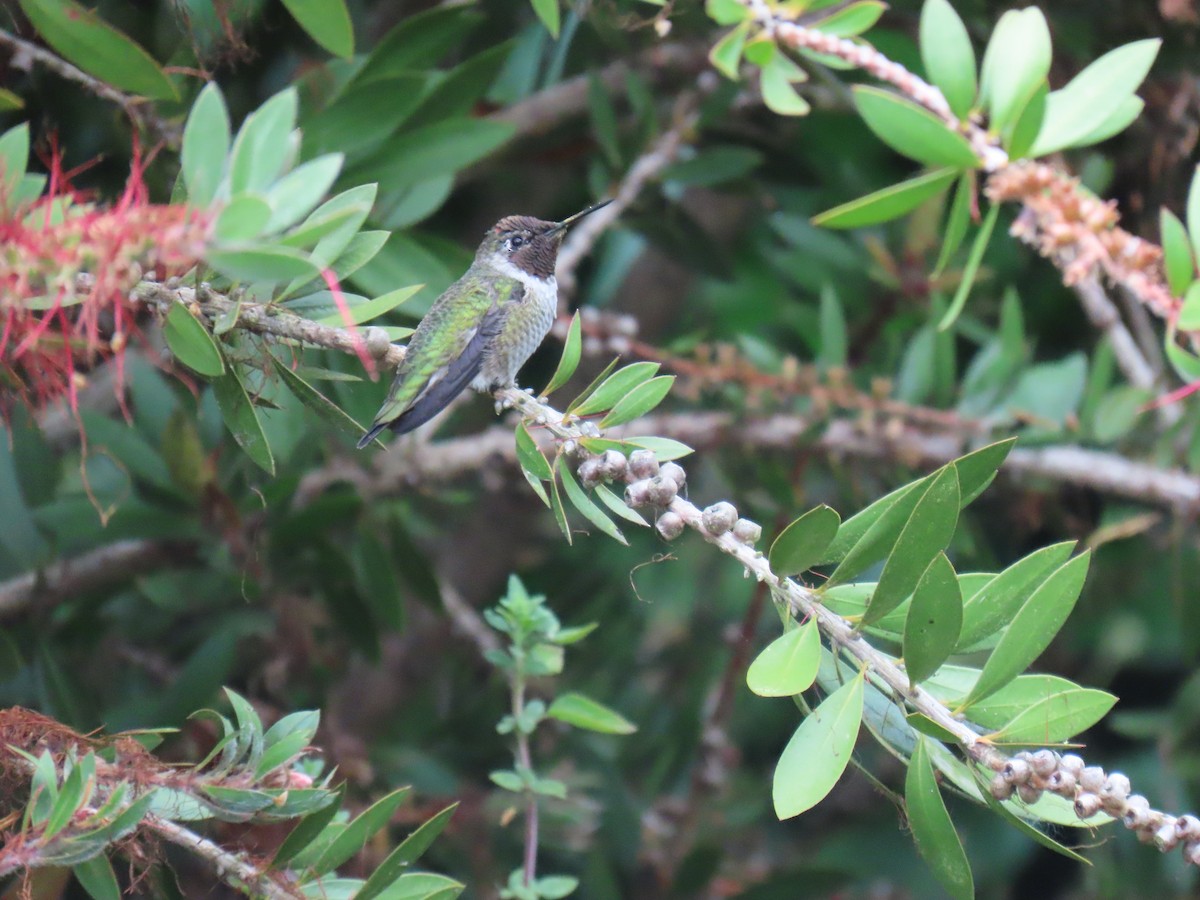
<box><xmin>663</xmin><ymin>146</ymin><xmax>762</xmax><ymax>187</ymax></box>
<box><xmin>1188</xmin><ymin>166</ymin><xmax>1200</xmax><ymax>268</ymax></box>
<box><xmin>214</xmin><ymin>193</ymin><xmax>272</xmax><ymax>242</ymax></box>
<box><xmin>73</xmin><ymin>857</ymin><xmax>121</xmax><ymax>900</ymax></box>
<box><xmin>813</xmin><ymin>168</ymin><xmax>958</xmax><ymax>229</ymax></box>
<box><xmin>773</xmin><ymin>671</ymin><xmax>864</xmax><ymax>819</ymax></box>
<box><xmin>547</xmin><ymin>692</ymin><xmax>636</xmax><ymax>734</ymax></box>
<box><xmin>707</xmin><ymin>0</ymin><xmax>748</xmax><ymax>25</ymax></box>
<box><xmin>863</xmin><ymin>465</ymin><xmax>960</xmax><ymax>625</ymax></box>
<box><xmin>280</xmin><ymin>0</ymin><xmax>354</xmax><ymax>57</ymax></box>
<box><xmin>530</xmin><ymin>0</ymin><xmax>560</xmax><ymax>37</ymax></box>
<box><xmin>548</xmin><ymin>463</ymin><xmax>572</xmax><ymax>544</ymax></box>
<box><xmin>355</xmin><ymin>804</ymin><xmax>458</xmax><ymax>900</ymax></box>
<box><xmin>760</xmin><ymin>55</ymin><xmax>811</xmax><ymax>116</ymax></box>
<box><xmin>588</xmin><ymin>73</ymin><xmax>622</xmax><ymax>168</ymax></box>
<box><xmin>919</xmin><ymin>0</ymin><xmax>977</xmax><ymax>119</ymax></box>
<box><xmin>559</xmin><ymin>464</ymin><xmax>627</xmax><ymax>545</ymax></box>
<box><xmin>960</xmin><ymin>552</ymin><xmax>1091</xmax><ymax>708</ymax></box>
<box><xmin>854</xmin><ymin>87</ymin><xmax>980</xmax><ymax>168</ymax></box>
<box><xmin>770</xmin><ymin>504</ymin><xmax>841</xmax><ymax>576</ymax></box>
<box><xmin>811</xmin><ymin>1</ymin><xmax>885</xmax><ymax>37</ymax></box>
<box><xmin>987</xmin><ymin>687</ymin><xmax>1117</xmax><ymax>743</ymax></box>
<box><xmin>355</xmin><ymin>6</ymin><xmax>481</xmax><ymax>84</ymax></box>
<box><xmin>817</xmin><ymin>285</ymin><xmax>848</xmax><ymax>367</ymax></box>
<box><xmin>515</xmin><ymin>423</ymin><xmax>552</xmax><ymax>506</ymax></box>
<box><xmin>352</xmin><ymin>119</ymin><xmax>515</xmax><ymax>191</ymax></box>
<box><xmin>957</xmin><ymin>541</ymin><xmax>1075</xmax><ymax>650</ymax></box>
<box><xmin>0</xmin><ymin>123</ymin><xmax>30</xmax><ymax>201</ymax></box>
<box><xmin>181</xmin><ymin>84</ymin><xmax>231</xmax><ymax>208</ymax></box>
<box><xmin>569</xmin><ymin>362</ymin><xmax>659</xmax><ymax>416</ymax></box>
<box><xmin>265</xmin><ymin>154</ymin><xmax>344</xmax><ymax>233</ymax></box>
<box><xmin>274</xmin><ymin>786</ymin><xmax>345</xmax><ymax>866</ymax></box>
<box><xmin>710</xmin><ymin>21</ymin><xmax>750</xmax><ymax>81</ymax></box>
<box><xmin>314</xmin><ymin>788</ymin><xmax>410</xmax><ymax>875</ymax></box>
<box><xmin>1180</xmin><ymin>282</ymin><xmax>1200</xmax><ymax>331</ymax></box>
<box><xmin>620</xmin><ymin>436</ymin><xmax>692</xmax><ymax>461</ymax></box>
<box><xmin>1091</xmin><ymin>385</ymin><xmax>1151</xmax><ymax>443</ymax></box>
<box><xmin>595</xmin><ymin>483</ymin><xmax>648</xmax><ymax>527</ymax></box>
<box><xmin>1031</xmin><ymin>39</ymin><xmax>1160</xmax><ymax>156</ymax></box>
<box><xmin>213</xmin><ymin>367</ymin><xmax>275</xmax><ymax>474</ymax></box>
<box><xmin>1074</xmin><ymin>95</ymin><xmax>1143</xmax><ymax>149</ymax></box>
<box><xmin>313</xmin><ymin>284</ymin><xmax>421</xmax><ymax>326</ymax></box>
<box><xmin>542</xmin><ymin>312</ymin><xmax>581</xmax><ymax>397</ymax></box>
<box><xmin>17</xmin><ymin>0</ymin><xmax>178</xmax><ymax>100</ymax></box>
<box><xmin>902</xmin><ymin>553</ymin><xmax>963</xmax><ymax>685</ymax></box>
<box><xmin>1005</xmin><ymin>81</ymin><xmax>1047</xmax><ymax>159</ymax></box>
<box><xmin>953</xmin><ymin>437</ymin><xmax>1015</xmax><ymax>506</ymax></box>
<box><xmin>938</xmin><ymin>201</ymin><xmax>999</xmax><ymax>330</ymax></box>
<box><xmin>207</xmin><ymin>246</ymin><xmax>320</xmax><ymax>283</ymax></box>
<box><xmin>164</xmin><ymin>302</ymin><xmax>225</xmax><ymax>377</ymax></box>
<box><xmin>746</xmin><ymin>619</ymin><xmax>821</xmax><ymax>697</ymax></box>
<box><xmin>598</xmin><ymin>375</ymin><xmax>674</xmax><ymax>428</ymax></box>
<box><xmin>1166</xmin><ymin>321</ymin><xmax>1200</xmax><ymax>381</ymax></box>
<box><xmin>0</xmin><ymin>89</ymin><xmax>23</xmax><ymax>111</ymax></box>
<box><xmin>906</xmin><ymin>739</ymin><xmax>974</xmax><ymax>900</ymax></box>
<box><xmin>822</xmin><ymin>480</ymin><xmax>925</xmax><ymax>570</ymax></box>
<box><xmin>978</xmin><ymin>8</ymin><xmax>1051</xmax><ymax>134</ymax></box>
<box><xmin>229</xmin><ymin>88</ymin><xmax>299</xmax><ymax>195</ymax></box>
<box><xmin>934</xmin><ymin>172</ymin><xmax>974</xmax><ymax>276</ymax></box>
<box><xmin>271</xmin><ymin>356</ymin><xmax>365</xmax><ymax>437</ymax></box>
<box><xmin>1161</xmin><ymin>208</ymin><xmax>1194</xmax><ymax>297</ymax></box>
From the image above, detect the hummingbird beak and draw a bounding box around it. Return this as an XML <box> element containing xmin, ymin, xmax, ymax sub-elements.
<box><xmin>547</xmin><ymin>199</ymin><xmax>613</xmax><ymax>237</ymax></box>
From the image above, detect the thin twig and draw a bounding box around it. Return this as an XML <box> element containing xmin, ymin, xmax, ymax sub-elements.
<box><xmin>146</xmin><ymin>815</ymin><xmax>300</xmax><ymax>900</ymax></box>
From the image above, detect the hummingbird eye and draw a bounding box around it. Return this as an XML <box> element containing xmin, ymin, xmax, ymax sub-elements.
<box><xmin>508</xmin><ymin>234</ymin><xmax>526</xmax><ymax>250</ymax></box>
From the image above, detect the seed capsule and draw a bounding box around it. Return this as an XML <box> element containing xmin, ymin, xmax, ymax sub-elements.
<box><xmin>656</xmin><ymin>511</ymin><xmax>685</xmax><ymax>541</ymax></box>
<box><xmin>702</xmin><ymin>502</ymin><xmax>738</xmax><ymax>536</ymax></box>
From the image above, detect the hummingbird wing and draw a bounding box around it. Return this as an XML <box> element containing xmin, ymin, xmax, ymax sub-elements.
<box><xmin>356</xmin><ymin>296</ymin><xmax>513</xmax><ymax>448</ymax></box>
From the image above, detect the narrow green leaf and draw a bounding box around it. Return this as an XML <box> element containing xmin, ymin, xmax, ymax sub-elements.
<box><xmin>0</xmin><ymin>123</ymin><xmax>30</xmax><ymax>202</ymax></box>
<box><xmin>548</xmin><ymin>463</ymin><xmax>572</xmax><ymax>544</ymax></box>
<box><xmin>811</xmin><ymin>1</ymin><xmax>885</xmax><ymax>37</ymax></box>
<box><xmin>823</xmin><ymin>479</ymin><xmax>926</xmax><ymax>571</ymax></box>
<box><xmin>598</xmin><ymin>375</ymin><xmax>675</xmax><ymax>428</ymax></box>
<box><xmin>987</xmin><ymin>688</ymin><xmax>1117</xmax><ymax>743</ymax></box>
<box><xmin>207</xmin><ymin>246</ymin><xmax>320</xmax><ymax>283</ymax></box>
<box><xmin>515</xmin><ymin>422</ymin><xmax>553</xmax><ymax>481</ymax></box>
<box><xmin>854</xmin><ymin>87</ymin><xmax>980</xmax><ymax>168</ymax></box>
<box><xmin>817</xmin><ymin>285</ymin><xmax>848</xmax><ymax>368</ymax></box>
<box><xmin>773</xmin><ymin>671</ymin><xmax>864</xmax><ymax>819</ymax></box>
<box><xmin>72</xmin><ymin>857</ymin><xmax>122</xmax><ymax>900</ymax></box>
<box><xmin>355</xmin><ymin>803</ymin><xmax>458</xmax><ymax>900</ymax></box>
<box><xmin>229</xmin><ymin>88</ymin><xmax>299</xmax><ymax>195</ymax></box>
<box><xmin>595</xmin><ymin>483</ymin><xmax>648</xmax><ymax>526</ymax></box>
<box><xmin>863</xmin><ymin>465</ymin><xmax>960</xmax><ymax>625</ymax></box>
<box><xmin>1165</xmin><ymin>321</ymin><xmax>1200</xmax><ymax>381</ymax></box>
<box><xmin>18</xmin><ymin>0</ymin><xmax>178</xmax><ymax>100</ymax></box>
<box><xmin>280</xmin><ymin>0</ymin><xmax>354</xmax><ymax>57</ymax></box>
<box><xmin>961</xmin><ymin>552</ymin><xmax>1091</xmax><ymax>708</ymax></box>
<box><xmin>770</xmin><ymin>504</ymin><xmax>841</xmax><ymax>576</ymax></box>
<box><xmin>570</xmin><ymin>362</ymin><xmax>659</xmax><ymax>416</ymax></box>
<box><xmin>760</xmin><ymin>55</ymin><xmax>811</xmax><ymax>116</ymax></box>
<box><xmin>902</xmin><ymin>553</ymin><xmax>963</xmax><ymax>685</ymax></box>
<box><xmin>212</xmin><ymin>367</ymin><xmax>275</xmax><ymax>474</ymax></box>
<box><xmin>706</xmin><ymin>0</ymin><xmax>748</xmax><ymax>26</ymax></box>
<box><xmin>814</xmin><ymin>168</ymin><xmax>958</xmax><ymax>229</ymax></box>
<box><xmin>0</xmin><ymin>89</ymin><xmax>23</xmax><ymax>111</ymax></box>
<box><xmin>164</xmin><ymin>302</ymin><xmax>225</xmax><ymax>377</ymax></box>
<box><xmin>919</xmin><ymin>0</ymin><xmax>977</xmax><ymax>119</ymax></box>
<box><xmin>1074</xmin><ymin>94</ymin><xmax>1142</xmax><ymax>149</ymax></box>
<box><xmin>265</xmin><ymin>153</ymin><xmax>344</xmax><ymax>233</ymax></box>
<box><xmin>938</xmin><ymin>201</ymin><xmax>999</xmax><ymax>330</ymax></box>
<box><xmin>710</xmin><ymin>21</ymin><xmax>750</xmax><ymax>80</ymax></box>
<box><xmin>547</xmin><ymin>692</ymin><xmax>636</xmax><ymax>734</ymax></box>
<box><xmin>313</xmin><ymin>284</ymin><xmax>421</xmax><ymax>327</ymax></box>
<box><xmin>953</xmin><ymin>437</ymin><xmax>1015</xmax><ymax>506</ymax></box>
<box><xmin>274</xmin><ymin>786</ymin><xmax>345</xmax><ymax>866</ymax></box>
<box><xmin>1005</xmin><ymin>82</ymin><xmax>1047</xmax><ymax>159</ymax></box>
<box><xmin>1160</xmin><ymin>208</ymin><xmax>1194</xmax><ymax>297</ymax></box>
<box><xmin>351</xmin><ymin>118</ymin><xmax>515</xmax><ymax>191</ymax></box>
<box><xmin>934</xmin><ymin>171</ymin><xmax>974</xmax><ymax>276</ymax></box>
<box><xmin>906</xmin><ymin>739</ymin><xmax>974</xmax><ymax>900</ymax></box>
<box><xmin>978</xmin><ymin>8</ymin><xmax>1051</xmax><ymax>134</ymax></box>
<box><xmin>271</xmin><ymin>356</ymin><xmax>365</xmax><ymax>437</ymax></box>
<box><xmin>542</xmin><ymin>312</ymin><xmax>581</xmax><ymax>397</ymax></box>
<box><xmin>559</xmin><ymin>464</ymin><xmax>627</xmax><ymax>545</ymax></box>
<box><xmin>957</xmin><ymin>541</ymin><xmax>1075</xmax><ymax>650</ymax></box>
<box><xmin>181</xmin><ymin>84</ymin><xmax>230</xmax><ymax>209</ymax></box>
<box><xmin>564</xmin><ymin>358</ymin><xmax>619</xmax><ymax>416</ymax></box>
<box><xmin>1180</xmin><ymin>282</ymin><xmax>1200</xmax><ymax>331</ymax></box>
<box><xmin>620</xmin><ymin>436</ymin><xmax>692</xmax><ymax>461</ymax></box>
<box><xmin>530</xmin><ymin>0</ymin><xmax>561</xmax><ymax>36</ymax></box>
<box><xmin>1188</xmin><ymin>165</ymin><xmax>1200</xmax><ymax>266</ymax></box>
<box><xmin>1031</xmin><ymin>39</ymin><xmax>1160</xmax><ymax>156</ymax></box>
<box><xmin>746</xmin><ymin>618</ymin><xmax>820</xmax><ymax>697</ymax></box>
<box><xmin>214</xmin><ymin>193</ymin><xmax>272</xmax><ymax>242</ymax></box>
<box><xmin>314</xmin><ymin>788</ymin><xmax>410</xmax><ymax>875</ymax></box>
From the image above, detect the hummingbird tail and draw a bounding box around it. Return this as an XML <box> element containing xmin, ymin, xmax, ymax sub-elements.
<box><xmin>356</xmin><ymin>421</ymin><xmax>391</xmax><ymax>449</ymax></box>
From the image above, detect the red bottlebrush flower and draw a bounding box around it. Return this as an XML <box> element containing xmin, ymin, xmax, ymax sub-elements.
<box><xmin>0</xmin><ymin>144</ymin><xmax>212</xmax><ymax>418</ymax></box>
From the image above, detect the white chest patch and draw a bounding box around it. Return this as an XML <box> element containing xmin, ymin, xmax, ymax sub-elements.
<box><xmin>471</xmin><ymin>258</ymin><xmax>559</xmax><ymax>391</ymax></box>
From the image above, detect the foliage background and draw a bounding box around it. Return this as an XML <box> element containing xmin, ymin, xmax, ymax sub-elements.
<box><xmin>4</xmin><ymin>0</ymin><xmax>1200</xmax><ymax>896</ymax></box>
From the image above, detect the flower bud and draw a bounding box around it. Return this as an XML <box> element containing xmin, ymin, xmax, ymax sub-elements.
<box><xmin>577</xmin><ymin>457</ymin><xmax>605</xmax><ymax>489</ymax></box>
<box><xmin>1029</xmin><ymin>750</ymin><xmax>1058</xmax><ymax>777</ymax></box>
<box><xmin>600</xmin><ymin>450</ymin><xmax>628</xmax><ymax>482</ymax></box>
<box><xmin>1074</xmin><ymin>793</ymin><xmax>1103</xmax><ymax>820</ymax></box>
<box><xmin>659</xmin><ymin>461</ymin><xmax>686</xmax><ymax>490</ymax></box>
<box><xmin>1078</xmin><ymin>766</ymin><xmax>1106</xmax><ymax>794</ymax></box>
<box><xmin>625</xmin><ymin>479</ymin><xmax>653</xmax><ymax>508</ymax></box>
<box><xmin>1155</xmin><ymin>818</ymin><xmax>1180</xmax><ymax>851</ymax></box>
<box><xmin>1176</xmin><ymin>814</ymin><xmax>1200</xmax><ymax>842</ymax></box>
<box><xmin>646</xmin><ymin>475</ymin><xmax>678</xmax><ymax>507</ymax></box>
<box><xmin>732</xmin><ymin>519</ymin><xmax>762</xmax><ymax>545</ymax></box>
<box><xmin>1058</xmin><ymin>754</ymin><xmax>1085</xmax><ymax>775</ymax></box>
<box><xmin>1122</xmin><ymin>795</ymin><xmax>1151</xmax><ymax>830</ymax></box>
<box><xmin>628</xmin><ymin>449</ymin><xmax>659</xmax><ymax>480</ymax></box>
<box><xmin>702</xmin><ymin>502</ymin><xmax>738</xmax><ymax>536</ymax></box>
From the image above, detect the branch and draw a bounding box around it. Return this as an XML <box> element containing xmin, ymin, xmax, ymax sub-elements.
<box><xmin>0</xmin><ymin>29</ymin><xmax>177</xmax><ymax>146</ymax></box>
<box><xmin>0</xmin><ymin>539</ymin><xmax>194</xmax><ymax>620</ymax></box>
<box><xmin>146</xmin><ymin>816</ymin><xmax>300</xmax><ymax>900</ymax></box>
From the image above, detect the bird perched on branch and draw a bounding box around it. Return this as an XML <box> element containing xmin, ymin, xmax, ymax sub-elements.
<box><xmin>358</xmin><ymin>201</ymin><xmax>611</xmax><ymax>448</ymax></box>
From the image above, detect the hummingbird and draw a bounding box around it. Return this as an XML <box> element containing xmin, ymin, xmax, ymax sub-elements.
<box><xmin>357</xmin><ymin>200</ymin><xmax>611</xmax><ymax>448</ymax></box>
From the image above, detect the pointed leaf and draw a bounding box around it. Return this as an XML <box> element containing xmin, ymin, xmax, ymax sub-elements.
<box><xmin>548</xmin><ymin>463</ymin><xmax>572</xmax><ymax>544</ymax></box>
<box><xmin>920</xmin><ymin>0</ymin><xmax>977</xmax><ymax>119</ymax></box>
<box><xmin>207</xmin><ymin>246</ymin><xmax>320</xmax><ymax>283</ymax></box>
<box><xmin>761</xmin><ymin>56</ymin><xmax>811</xmax><ymax>116</ymax></box>
<box><xmin>811</xmin><ymin>1</ymin><xmax>885</xmax><ymax>38</ymax></box>
<box><xmin>773</xmin><ymin>671</ymin><xmax>864</xmax><ymax>819</ymax></box>
<box><xmin>229</xmin><ymin>88</ymin><xmax>299</xmax><ymax>194</ymax></box>
<box><xmin>559</xmin><ymin>464</ymin><xmax>627</xmax><ymax>545</ymax></box>
<box><xmin>863</xmin><ymin>465</ymin><xmax>960</xmax><ymax>624</ymax></box>
<box><xmin>164</xmin><ymin>302</ymin><xmax>226</xmax><ymax>377</ymax></box>
<box><xmin>314</xmin><ymin>788</ymin><xmax>410</xmax><ymax>875</ymax></box>
<box><xmin>213</xmin><ymin>367</ymin><xmax>275</xmax><ymax>474</ymax></box>
<box><xmin>770</xmin><ymin>504</ymin><xmax>841</xmax><ymax>576</ymax></box>
<box><xmin>903</xmin><ymin>553</ymin><xmax>963</xmax><ymax>685</ymax></box>
<box><xmin>906</xmin><ymin>739</ymin><xmax>974</xmax><ymax>900</ymax></box>
<box><xmin>530</xmin><ymin>0</ymin><xmax>560</xmax><ymax>37</ymax></box>
<box><xmin>814</xmin><ymin>168</ymin><xmax>958</xmax><ymax>229</ymax></box>
<box><xmin>854</xmin><ymin>87</ymin><xmax>980</xmax><ymax>168</ymax></box>
<box><xmin>280</xmin><ymin>0</ymin><xmax>354</xmax><ymax>58</ymax></box>
<box><xmin>1161</xmin><ymin>208</ymin><xmax>1194</xmax><ymax>297</ymax></box>
<box><xmin>746</xmin><ymin>618</ymin><xmax>821</xmax><ymax>697</ymax></box>
<box><xmin>1180</xmin><ymin>282</ymin><xmax>1200</xmax><ymax>331</ymax></box>
<box><xmin>313</xmin><ymin>284</ymin><xmax>421</xmax><ymax>327</ymax></box>
<box><xmin>271</xmin><ymin>356</ymin><xmax>364</xmax><ymax>436</ymax></box>
<box><xmin>598</xmin><ymin>375</ymin><xmax>675</xmax><ymax>428</ymax></box>
<box><xmin>569</xmin><ymin>362</ymin><xmax>659</xmax><ymax>416</ymax></box>
<box><xmin>214</xmin><ymin>193</ymin><xmax>272</xmax><ymax>241</ymax></box>
<box><xmin>547</xmin><ymin>692</ymin><xmax>636</xmax><ymax>734</ymax></box>
<box><xmin>265</xmin><ymin>153</ymin><xmax>345</xmax><ymax>232</ymax></box>
<box><xmin>595</xmin><ymin>484</ymin><xmax>648</xmax><ymax>526</ymax></box>
<box><xmin>938</xmin><ymin>201</ymin><xmax>999</xmax><ymax>330</ymax></box>
<box><xmin>182</xmin><ymin>84</ymin><xmax>231</xmax><ymax>208</ymax></box>
<box><xmin>961</xmin><ymin>552</ymin><xmax>1091</xmax><ymax>708</ymax></box>
<box><xmin>542</xmin><ymin>312</ymin><xmax>581</xmax><ymax>396</ymax></box>
<box><xmin>355</xmin><ymin>803</ymin><xmax>458</xmax><ymax>900</ymax></box>
<box><xmin>934</xmin><ymin>172</ymin><xmax>974</xmax><ymax>276</ymax></box>
<box><xmin>957</xmin><ymin>541</ymin><xmax>1075</xmax><ymax>650</ymax></box>
<box><xmin>978</xmin><ymin>8</ymin><xmax>1051</xmax><ymax>134</ymax></box>
<box><xmin>73</xmin><ymin>857</ymin><xmax>121</xmax><ymax>900</ymax></box>
<box><xmin>987</xmin><ymin>688</ymin><xmax>1116</xmax><ymax>743</ymax></box>
<box><xmin>1188</xmin><ymin>166</ymin><xmax>1200</xmax><ymax>267</ymax></box>
<box><xmin>274</xmin><ymin>786</ymin><xmax>345</xmax><ymax>866</ymax></box>
<box><xmin>710</xmin><ymin>22</ymin><xmax>750</xmax><ymax>80</ymax></box>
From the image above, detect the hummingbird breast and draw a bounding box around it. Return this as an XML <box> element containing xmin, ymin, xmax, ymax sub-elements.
<box><xmin>472</xmin><ymin>264</ymin><xmax>559</xmax><ymax>390</ymax></box>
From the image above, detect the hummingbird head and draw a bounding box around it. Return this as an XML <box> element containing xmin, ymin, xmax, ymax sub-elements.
<box><xmin>480</xmin><ymin>201</ymin><xmax>613</xmax><ymax>279</ymax></box>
